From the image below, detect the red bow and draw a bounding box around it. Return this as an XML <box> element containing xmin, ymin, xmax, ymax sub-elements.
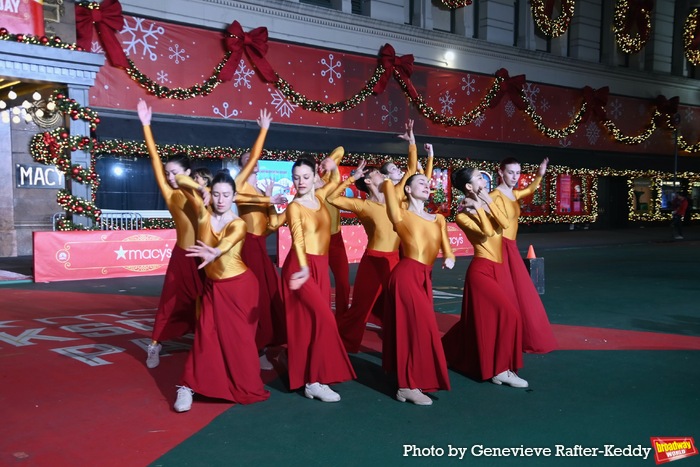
<box><xmin>490</xmin><ymin>68</ymin><xmax>527</xmax><ymax>110</ymax></box>
<box><xmin>76</xmin><ymin>0</ymin><xmax>128</xmax><ymax>68</ymax></box>
<box><xmin>373</xmin><ymin>44</ymin><xmax>418</xmax><ymax>100</ymax></box>
<box><xmin>219</xmin><ymin>21</ymin><xmax>277</xmax><ymax>83</ymax></box>
<box><xmin>655</xmin><ymin>95</ymin><xmax>679</xmax><ymax>118</ymax></box>
<box><xmin>624</xmin><ymin>0</ymin><xmax>654</xmax><ymax>38</ymax></box>
<box><xmin>582</xmin><ymin>86</ymin><xmax>609</xmax><ymax>122</ymax></box>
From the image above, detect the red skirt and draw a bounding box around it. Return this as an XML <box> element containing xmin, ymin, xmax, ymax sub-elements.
<box><xmin>383</xmin><ymin>258</ymin><xmax>450</xmax><ymax>392</ymax></box>
<box><xmin>502</xmin><ymin>238</ymin><xmax>557</xmax><ymax>354</ymax></box>
<box><xmin>281</xmin><ymin>251</ymin><xmax>356</xmax><ymax>390</ymax></box>
<box><xmin>181</xmin><ymin>270</ymin><xmax>270</xmax><ymax>404</ymax></box>
<box><xmin>151</xmin><ymin>245</ymin><xmax>204</xmax><ymax>342</ymax></box>
<box><xmin>329</xmin><ymin>231</ymin><xmax>350</xmax><ymax>317</ymax></box>
<box><xmin>241</xmin><ymin>232</ymin><xmax>286</xmax><ymax>348</ymax></box>
<box><xmin>336</xmin><ymin>249</ymin><xmax>399</xmax><ymax>353</ymax></box>
<box><xmin>442</xmin><ymin>257</ymin><xmax>523</xmax><ymax>380</ymax></box>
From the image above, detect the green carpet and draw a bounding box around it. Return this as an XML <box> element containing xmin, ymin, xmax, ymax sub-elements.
<box><xmin>151</xmin><ymin>240</ymin><xmax>700</xmax><ymax>467</ymax></box>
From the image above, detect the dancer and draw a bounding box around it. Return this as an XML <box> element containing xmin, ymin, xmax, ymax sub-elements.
<box><xmin>327</xmin><ymin>160</ymin><xmax>400</xmax><ymax>353</ymax></box>
<box><xmin>490</xmin><ymin>157</ymin><xmax>558</xmax><ymax>354</ymax></box>
<box><xmin>137</xmin><ymin>100</ymin><xmax>204</xmax><ymax>369</ymax></box>
<box><xmin>318</xmin><ymin>149</ymin><xmax>350</xmax><ymax>319</ymax></box>
<box><xmin>235</xmin><ymin>109</ymin><xmax>287</xmax><ymax>361</ymax></box>
<box><xmin>381</xmin><ymin>173</ymin><xmax>455</xmax><ymax>406</ymax></box>
<box><xmin>282</xmin><ymin>155</ymin><xmax>357</xmax><ymax>402</ymax></box>
<box><xmin>192</xmin><ymin>167</ymin><xmax>213</xmax><ymax>188</ymax></box>
<box><xmin>172</xmin><ymin>171</ymin><xmax>270</xmax><ymax>412</ymax></box>
<box><xmin>442</xmin><ymin>167</ymin><xmax>527</xmax><ymax>388</ymax></box>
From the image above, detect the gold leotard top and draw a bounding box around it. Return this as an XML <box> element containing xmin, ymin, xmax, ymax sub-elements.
<box><xmin>327</xmin><ymin>175</ymin><xmax>400</xmax><ymax>253</ymax></box>
<box><xmin>234</xmin><ymin>127</ymin><xmax>283</xmax><ymax>236</ymax></box>
<box><xmin>489</xmin><ymin>175</ymin><xmax>542</xmax><ymax>241</ymax></box>
<box><xmin>382</xmin><ymin>179</ymin><xmax>455</xmax><ymax>266</ymax></box>
<box><xmin>177</xmin><ymin>175</ymin><xmax>248</xmax><ymax>280</ymax></box>
<box><xmin>143</xmin><ymin>125</ymin><xmax>198</xmax><ymax>249</ymax></box>
<box><xmin>287</xmin><ymin>182</ymin><xmax>337</xmax><ymax>268</ymax></box>
<box><xmin>455</xmin><ymin>203</ymin><xmax>510</xmax><ymax>264</ymax></box>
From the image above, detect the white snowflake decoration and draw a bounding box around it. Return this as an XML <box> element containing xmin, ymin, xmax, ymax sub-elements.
<box><xmin>439</xmin><ymin>91</ymin><xmax>456</xmax><ymax>115</ymax></box>
<box><xmin>585</xmin><ymin>121</ymin><xmax>600</xmax><ymax>145</ymax></box>
<box><xmin>522</xmin><ymin>83</ymin><xmax>540</xmax><ymax>109</ymax></box>
<box><xmin>320</xmin><ymin>54</ymin><xmax>342</xmax><ymax>85</ymax></box>
<box><xmin>684</xmin><ymin>107</ymin><xmax>695</xmax><ymax>122</ymax></box>
<box><xmin>156</xmin><ymin>70</ymin><xmax>170</xmax><ymax>84</ymax></box>
<box><xmin>610</xmin><ymin>99</ymin><xmax>623</xmax><ymax>119</ymax></box>
<box><xmin>269</xmin><ymin>89</ymin><xmax>298</xmax><ymax>118</ymax></box>
<box><xmin>504</xmin><ymin>100</ymin><xmax>516</xmax><ymax>118</ymax></box>
<box><xmin>539</xmin><ymin>99</ymin><xmax>550</xmax><ymax>112</ymax></box>
<box><xmin>473</xmin><ymin>114</ymin><xmax>487</xmax><ymax>127</ymax></box>
<box><xmin>381</xmin><ymin>101</ymin><xmax>398</xmax><ymax>127</ymax></box>
<box><xmin>168</xmin><ymin>44</ymin><xmax>190</xmax><ymax>64</ymax></box>
<box><xmin>212</xmin><ymin>102</ymin><xmax>239</xmax><ymax>119</ymax></box>
<box><xmin>234</xmin><ymin>60</ymin><xmax>255</xmax><ymax>89</ymax></box>
<box><xmin>558</xmin><ymin>138</ymin><xmax>572</xmax><ymax>148</ymax></box>
<box><xmin>91</xmin><ymin>41</ymin><xmax>104</xmax><ymax>54</ymax></box>
<box><xmin>121</xmin><ymin>17</ymin><xmax>165</xmax><ymax>61</ymax></box>
<box><xmin>461</xmin><ymin>75</ymin><xmax>476</xmax><ymax>95</ymax></box>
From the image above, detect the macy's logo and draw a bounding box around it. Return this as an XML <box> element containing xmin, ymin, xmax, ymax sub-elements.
<box><xmin>114</xmin><ymin>245</ymin><xmax>172</xmax><ymax>262</ymax></box>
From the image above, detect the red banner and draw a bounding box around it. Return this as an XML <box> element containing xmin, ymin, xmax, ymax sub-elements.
<box><xmin>650</xmin><ymin>437</ymin><xmax>698</xmax><ymax>464</ymax></box>
<box><xmin>85</xmin><ymin>15</ymin><xmax>698</xmax><ymax>155</ymax></box>
<box><xmin>33</xmin><ymin>230</ymin><xmax>177</xmax><ymax>282</ymax></box>
<box><xmin>0</xmin><ymin>0</ymin><xmax>44</xmax><ymax>36</ymax></box>
<box><xmin>277</xmin><ymin>223</ymin><xmax>473</xmax><ymax>267</ymax></box>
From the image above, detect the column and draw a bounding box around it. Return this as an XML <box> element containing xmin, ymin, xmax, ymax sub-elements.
<box><xmin>67</xmin><ymin>85</ymin><xmax>93</xmax><ymax>228</ymax></box>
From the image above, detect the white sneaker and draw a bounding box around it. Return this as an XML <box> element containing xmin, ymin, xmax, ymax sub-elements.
<box><xmin>174</xmin><ymin>386</ymin><xmax>194</xmax><ymax>412</ymax></box>
<box><xmin>304</xmin><ymin>383</ymin><xmax>341</xmax><ymax>402</ymax></box>
<box><xmin>146</xmin><ymin>343</ymin><xmax>162</xmax><ymax>369</ymax></box>
<box><xmin>259</xmin><ymin>352</ymin><xmax>274</xmax><ymax>371</ymax></box>
<box><xmin>396</xmin><ymin>388</ymin><xmax>433</xmax><ymax>406</ymax></box>
<box><xmin>491</xmin><ymin>370</ymin><xmax>528</xmax><ymax>388</ymax></box>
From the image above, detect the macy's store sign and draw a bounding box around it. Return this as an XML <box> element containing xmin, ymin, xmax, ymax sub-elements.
<box><xmin>33</xmin><ymin>230</ymin><xmax>177</xmax><ymax>282</ymax></box>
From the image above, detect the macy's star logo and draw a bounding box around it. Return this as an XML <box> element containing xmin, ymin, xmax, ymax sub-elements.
<box><xmin>114</xmin><ymin>246</ymin><xmax>127</xmax><ymax>260</ymax></box>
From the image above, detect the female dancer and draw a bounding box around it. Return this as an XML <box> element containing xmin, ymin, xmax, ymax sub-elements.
<box><xmin>327</xmin><ymin>160</ymin><xmax>400</xmax><ymax>353</ymax></box>
<box><xmin>442</xmin><ymin>168</ymin><xmax>527</xmax><ymax>388</ymax></box>
<box><xmin>282</xmin><ymin>155</ymin><xmax>356</xmax><ymax>402</ymax></box>
<box><xmin>235</xmin><ymin>110</ymin><xmax>287</xmax><ymax>357</ymax></box>
<box><xmin>318</xmin><ymin>148</ymin><xmax>350</xmax><ymax>319</ymax></box>
<box><xmin>381</xmin><ymin>173</ymin><xmax>455</xmax><ymax>406</ymax></box>
<box><xmin>137</xmin><ymin>100</ymin><xmax>204</xmax><ymax>369</ymax></box>
<box><xmin>490</xmin><ymin>158</ymin><xmax>557</xmax><ymax>354</ymax></box>
<box><xmin>172</xmin><ymin>171</ymin><xmax>270</xmax><ymax>412</ymax></box>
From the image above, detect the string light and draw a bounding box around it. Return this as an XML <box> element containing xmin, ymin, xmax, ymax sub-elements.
<box><xmin>683</xmin><ymin>8</ymin><xmax>700</xmax><ymax>66</ymax></box>
<box><xmin>613</xmin><ymin>0</ymin><xmax>652</xmax><ymax>54</ymax></box>
<box><xmin>530</xmin><ymin>0</ymin><xmax>577</xmax><ymax>38</ymax></box>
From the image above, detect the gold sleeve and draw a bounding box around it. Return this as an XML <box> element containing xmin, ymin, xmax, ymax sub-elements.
<box><xmin>266</xmin><ymin>208</ymin><xmax>286</xmax><ymax>234</ymax></box>
<box><xmin>235</xmin><ymin>127</ymin><xmax>269</xmax><ymax>187</ymax></box>
<box><xmin>286</xmin><ymin>202</ymin><xmax>308</xmax><ymax>268</ymax></box>
<box><xmin>382</xmin><ymin>179</ymin><xmax>402</xmax><ymax>225</ymax></box>
<box><xmin>215</xmin><ymin>218</ymin><xmax>246</xmax><ymax>257</ymax></box>
<box><xmin>327</xmin><ymin>176</ymin><xmax>366</xmax><ymax>214</ymax></box>
<box><xmin>235</xmin><ymin>192</ymin><xmax>271</xmax><ymax>205</ymax></box>
<box><xmin>424</xmin><ymin>155</ymin><xmax>434</xmax><ymax>180</ymax></box>
<box><xmin>438</xmin><ymin>215</ymin><xmax>455</xmax><ymax>262</ymax></box>
<box><xmin>175</xmin><ymin>175</ymin><xmax>205</xmax><ymax>220</ymax></box>
<box><xmin>487</xmin><ymin>201</ymin><xmax>510</xmax><ymax>230</ymax></box>
<box><xmin>395</xmin><ymin>143</ymin><xmax>418</xmax><ymax>198</ymax></box>
<box><xmin>143</xmin><ymin>125</ymin><xmax>172</xmax><ymax>200</ymax></box>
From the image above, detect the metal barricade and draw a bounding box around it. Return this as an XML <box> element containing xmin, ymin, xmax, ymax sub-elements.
<box><xmin>99</xmin><ymin>212</ymin><xmax>144</xmax><ymax>230</ymax></box>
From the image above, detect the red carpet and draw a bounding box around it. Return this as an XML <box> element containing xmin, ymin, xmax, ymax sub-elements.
<box><xmin>2</xmin><ymin>289</ymin><xmax>699</xmax><ymax>466</ymax></box>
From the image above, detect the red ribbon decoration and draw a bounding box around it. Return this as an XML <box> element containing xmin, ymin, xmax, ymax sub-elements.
<box><xmin>654</xmin><ymin>95</ymin><xmax>679</xmax><ymax>120</ymax></box>
<box><xmin>219</xmin><ymin>21</ymin><xmax>277</xmax><ymax>83</ymax></box>
<box><xmin>582</xmin><ymin>86</ymin><xmax>609</xmax><ymax>122</ymax></box>
<box><xmin>490</xmin><ymin>68</ymin><xmax>527</xmax><ymax>110</ymax></box>
<box><xmin>544</xmin><ymin>0</ymin><xmax>556</xmax><ymax>17</ymax></box>
<box><xmin>76</xmin><ymin>0</ymin><xmax>129</xmax><ymax>69</ymax></box>
<box><xmin>373</xmin><ymin>44</ymin><xmax>418</xmax><ymax>100</ymax></box>
<box><xmin>624</xmin><ymin>0</ymin><xmax>654</xmax><ymax>38</ymax></box>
